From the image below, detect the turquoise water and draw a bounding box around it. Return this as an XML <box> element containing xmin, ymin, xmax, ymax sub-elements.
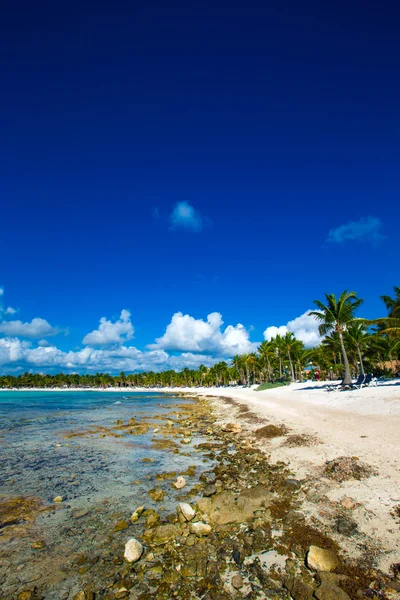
<box><xmin>0</xmin><ymin>391</ymin><xmax>211</xmax><ymax>599</ymax></box>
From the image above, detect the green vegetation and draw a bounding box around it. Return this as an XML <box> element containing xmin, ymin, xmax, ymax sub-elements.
<box><xmin>255</xmin><ymin>381</ymin><xmax>289</xmax><ymax>391</ymax></box>
<box><xmin>0</xmin><ymin>286</ymin><xmax>399</xmax><ymax>389</ymax></box>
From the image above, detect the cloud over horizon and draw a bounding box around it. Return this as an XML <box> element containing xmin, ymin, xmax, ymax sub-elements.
<box><xmin>327</xmin><ymin>216</ymin><xmax>384</xmax><ymax>245</ymax></box>
<box><xmin>149</xmin><ymin>311</ymin><xmax>258</xmax><ymax>356</ymax></box>
<box><xmin>263</xmin><ymin>310</ymin><xmax>322</xmax><ymax>347</ymax></box>
<box><xmin>0</xmin><ymin>287</ymin><xmax>325</xmax><ymax>375</ymax></box>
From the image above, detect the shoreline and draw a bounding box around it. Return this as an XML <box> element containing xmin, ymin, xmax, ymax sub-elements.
<box><xmin>185</xmin><ymin>382</ymin><xmax>400</xmax><ymax>574</ymax></box>
<box><xmin>1</xmin><ymin>386</ymin><xmax>399</xmax><ymax>598</ymax></box>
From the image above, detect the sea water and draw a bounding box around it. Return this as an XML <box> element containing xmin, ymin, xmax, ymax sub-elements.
<box><xmin>0</xmin><ymin>391</ymin><xmax>211</xmax><ymax>598</ymax></box>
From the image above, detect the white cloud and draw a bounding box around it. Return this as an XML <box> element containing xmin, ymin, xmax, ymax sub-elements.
<box><xmin>0</xmin><ymin>287</ymin><xmax>4</xmax><ymax>296</ymax></box>
<box><xmin>0</xmin><ymin>336</ymin><xmax>219</xmax><ymax>374</ymax></box>
<box><xmin>0</xmin><ymin>318</ymin><xmax>61</xmax><ymax>339</ymax></box>
<box><xmin>170</xmin><ymin>201</ymin><xmax>204</xmax><ymax>232</ymax></box>
<box><xmin>149</xmin><ymin>311</ymin><xmax>257</xmax><ymax>356</ymax></box>
<box><xmin>263</xmin><ymin>310</ymin><xmax>322</xmax><ymax>347</ymax></box>
<box><xmin>5</xmin><ymin>307</ymin><xmax>17</xmax><ymax>315</ymax></box>
<box><xmin>327</xmin><ymin>216</ymin><xmax>384</xmax><ymax>245</ymax></box>
<box><xmin>82</xmin><ymin>310</ymin><xmax>134</xmax><ymax>346</ymax></box>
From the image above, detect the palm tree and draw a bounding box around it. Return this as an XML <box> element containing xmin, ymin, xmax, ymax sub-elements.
<box><xmin>282</xmin><ymin>332</ymin><xmax>297</xmax><ymax>382</ymax></box>
<box><xmin>310</xmin><ymin>290</ymin><xmax>363</xmax><ymax>385</ymax></box>
<box><xmin>258</xmin><ymin>340</ymin><xmax>275</xmax><ymax>382</ymax></box>
<box><xmin>233</xmin><ymin>355</ymin><xmax>245</xmax><ymax>385</ymax></box>
<box><xmin>345</xmin><ymin>322</ymin><xmax>370</xmax><ymax>376</ymax></box>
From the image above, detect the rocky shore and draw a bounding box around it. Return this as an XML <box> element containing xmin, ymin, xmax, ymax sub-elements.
<box><xmin>1</xmin><ymin>394</ymin><xmax>399</xmax><ymax>600</ymax></box>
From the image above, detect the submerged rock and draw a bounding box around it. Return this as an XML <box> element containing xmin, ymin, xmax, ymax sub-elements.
<box><xmin>114</xmin><ymin>519</ymin><xmax>129</xmax><ymax>532</ymax></box>
<box><xmin>306</xmin><ymin>546</ymin><xmax>339</xmax><ymax>572</ymax></box>
<box><xmin>53</xmin><ymin>496</ymin><xmax>63</xmax><ymax>503</ymax></box>
<box><xmin>124</xmin><ymin>538</ymin><xmax>143</xmax><ymax>563</ymax></box>
<box><xmin>173</xmin><ymin>476</ymin><xmax>186</xmax><ymax>489</ymax></box>
<box><xmin>148</xmin><ymin>488</ymin><xmax>165</xmax><ymax>502</ymax></box>
<box><xmin>143</xmin><ymin>523</ymin><xmax>180</xmax><ymax>544</ymax></box>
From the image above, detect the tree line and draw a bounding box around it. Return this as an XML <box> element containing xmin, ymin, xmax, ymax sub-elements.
<box><xmin>0</xmin><ymin>287</ymin><xmax>399</xmax><ymax>389</ymax></box>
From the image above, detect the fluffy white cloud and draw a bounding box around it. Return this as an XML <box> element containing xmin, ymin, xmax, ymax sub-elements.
<box><xmin>170</xmin><ymin>201</ymin><xmax>204</xmax><ymax>232</ymax></box>
<box><xmin>263</xmin><ymin>310</ymin><xmax>322</xmax><ymax>347</ymax></box>
<box><xmin>82</xmin><ymin>310</ymin><xmax>134</xmax><ymax>346</ymax></box>
<box><xmin>0</xmin><ymin>318</ymin><xmax>61</xmax><ymax>339</ymax></box>
<box><xmin>5</xmin><ymin>307</ymin><xmax>17</xmax><ymax>315</ymax></box>
<box><xmin>0</xmin><ymin>336</ymin><xmax>218</xmax><ymax>374</ymax></box>
<box><xmin>149</xmin><ymin>311</ymin><xmax>257</xmax><ymax>356</ymax></box>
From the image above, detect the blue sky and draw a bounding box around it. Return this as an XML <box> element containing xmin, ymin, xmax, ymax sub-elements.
<box><xmin>0</xmin><ymin>1</ymin><xmax>398</xmax><ymax>374</ymax></box>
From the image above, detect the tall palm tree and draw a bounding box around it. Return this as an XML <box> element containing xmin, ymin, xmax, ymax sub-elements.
<box><xmin>258</xmin><ymin>340</ymin><xmax>275</xmax><ymax>381</ymax></box>
<box><xmin>282</xmin><ymin>332</ymin><xmax>297</xmax><ymax>382</ymax></box>
<box><xmin>345</xmin><ymin>322</ymin><xmax>370</xmax><ymax>376</ymax></box>
<box><xmin>310</xmin><ymin>290</ymin><xmax>363</xmax><ymax>385</ymax></box>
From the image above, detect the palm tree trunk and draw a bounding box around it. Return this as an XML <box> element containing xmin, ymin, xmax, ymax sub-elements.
<box><xmin>338</xmin><ymin>331</ymin><xmax>352</xmax><ymax>385</ymax></box>
<box><xmin>287</xmin><ymin>351</ymin><xmax>295</xmax><ymax>382</ymax></box>
<box><xmin>357</xmin><ymin>346</ymin><xmax>365</xmax><ymax>375</ymax></box>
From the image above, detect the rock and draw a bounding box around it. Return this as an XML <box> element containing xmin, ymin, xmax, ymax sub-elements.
<box><xmin>143</xmin><ymin>523</ymin><xmax>180</xmax><ymax>544</ymax></box>
<box><xmin>146</xmin><ymin>512</ymin><xmax>160</xmax><ymax>527</ymax></box>
<box><xmin>306</xmin><ymin>546</ymin><xmax>339</xmax><ymax>572</ymax></box>
<box><xmin>31</xmin><ymin>540</ymin><xmax>46</xmax><ymax>549</ymax></box>
<box><xmin>18</xmin><ymin>592</ymin><xmax>36</xmax><ymax>600</ymax></box>
<box><xmin>209</xmin><ymin>485</ymin><xmax>273</xmax><ymax>525</ymax></box>
<box><xmin>231</xmin><ymin>574</ymin><xmax>244</xmax><ymax>589</ymax></box>
<box><xmin>136</xmin><ymin>505</ymin><xmax>145</xmax><ymax>514</ymax></box>
<box><xmin>114</xmin><ymin>520</ymin><xmax>129</xmax><ymax>532</ymax></box>
<box><xmin>178</xmin><ymin>502</ymin><xmax>196</xmax><ymax>521</ymax></box>
<box><xmin>197</xmin><ymin>497</ymin><xmax>212</xmax><ymax>514</ymax></box>
<box><xmin>130</xmin><ymin>512</ymin><xmax>139</xmax><ymax>522</ymax></box>
<box><xmin>181</xmin><ymin>546</ymin><xmax>209</xmax><ymax>577</ymax></box>
<box><xmin>284</xmin><ymin>576</ymin><xmax>316</xmax><ymax>600</ymax></box>
<box><xmin>124</xmin><ymin>538</ymin><xmax>143</xmax><ymax>563</ymax></box>
<box><xmin>284</xmin><ymin>478</ymin><xmax>301</xmax><ymax>490</ymax></box>
<box><xmin>181</xmin><ymin>438</ymin><xmax>192</xmax><ymax>444</ymax></box>
<box><xmin>222</xmin><ymin>423</ymin><xmax>242</xmax><ymax>433</ymax></box>
<box><xmin>335</xmin><ymin>517</ymin><xmax>358</xmax><ymax>536</ymax></box>
<box><xmin>53</xmin><ymin>496</ymin><xmax>63</xmax><ymax>503</ymax></box>
<box><xmin>341</xmin><ymin>497</ymin><xmax>356</xmax><ymax>509</ymax></box>
<box><xmin>203</xmin><ymin>484</ymin><xmax>217</xmax><ymax>497</ymax></box>
<box><xmin>173</xmin><ymin>476</ymin><xmax>186</xmax><ymax>489</ymax></box>
<box><xmin>148</xmin><ymin>488</ymin><xmax>165</xmax><ymax>502</ymax></box>
<box><xmin>145</xmin><ymin>552</ymin><xmax>154</xmax><ymax>561</ymax></box>
<box><xmin>189</xmin><ymin>522</ymin><xmax>212</xmax><ymax>536</ymax></box>
<box><xmin>314</xmin><ymin>582</ymin><xmax>351</xmax><ymax>600</ymax></box>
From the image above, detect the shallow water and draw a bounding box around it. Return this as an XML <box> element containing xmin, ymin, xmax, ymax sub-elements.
<box><xmin>0</xmin><ymin>391</ymin><xmax>212</xmax><ymax>599</ymax></box>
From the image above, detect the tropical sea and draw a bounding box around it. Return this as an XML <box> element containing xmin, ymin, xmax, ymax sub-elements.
<box><xmin>0</xmin><ymin>390</ymin><xmax>212</xmax><ymax>599</ymax></box>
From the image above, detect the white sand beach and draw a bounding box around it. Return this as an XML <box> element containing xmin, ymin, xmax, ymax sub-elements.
<box><xmin>177</xmin><ymin>380</ymin><xmax>400</xmax><ymax>572</ymax></box>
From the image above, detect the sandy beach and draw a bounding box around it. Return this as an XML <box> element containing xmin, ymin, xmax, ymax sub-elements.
<box><xmin>169</xmin><ymin>380</ymin><xmax>400</xmax><ymax>573</ymax></box>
